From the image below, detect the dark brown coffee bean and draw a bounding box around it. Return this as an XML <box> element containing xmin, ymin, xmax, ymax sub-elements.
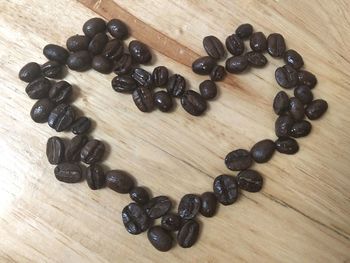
<box><xmin>235</xmin><ymin>23</ymin><xmax>253</xmax><ymax>39</ymax></box>
<box><xmin>284</xmin><ymin>49</ymin><xmax>304</xmax><ymax>69</ymax></box>
<box><xmin>237</xmin><ymin>169</ymin><xmax>263</xmax><ymax>192</ymax></box>
<box><xmin>83</xmin><ymin>17</ymin><xmax>106</xmax><ymax>37</ymax></box>
<box><xmin>246</xmin><ymin>51</ymin><xmax>267</xmax><ymax>67</ymax></box>
<box><xmin>154</xmin><ymin>91</ymin><xmax>173</xmax><ymax>112</ymax></box>
<box><xmin>46</xmin><ymin>136</ymin><xmax>65</xmax><ymax>165</ymax></box>
<box><xmin>177</xmin><ymin>219</ymin><xmax>199</xmax><ymax>248</ymax></box>
<box><xmin>275</xmin><ymin>64</ymin><xmax>298</xmax><ymax>88</ymax></box>
<box><xmin>305</xmin><ymin>99</ymin><xmax>328</xmax><ymax>120</ymax></box>
<box><xmin>86</xmin><ymin>164</ymin><xmax>105</xmax><ymax>190</ymax></box>
<box><xmin>80</xmin><ymin>139</ymin><xmax>105</xmax><ymax>164</ymax></box>
<box><xmin>41</xmin><ymin>61</ymin><xmax>63</xmax><ymax>79</ymax></box>
<box><xmin>122</xmin><ymin>203</ymin><xmax>150</xmax><ymax>235</ymax></box>
<box><xmin>178</xmin><ymin>194</ymin><xmax>201</xmax><ymax>220</ymax></box>
<box><xmin>66</xmin><ymin>35</ymin><xmax>90</xmax><ymax>52</ymax></box>
<box><xmin>88</xmin><ymin>33</ymin><xmax>108</xmax><ymax>55</ymax></box>
<box><xmin>66</xmin><ymin>51</ymin><xmax>92</xmax><ymax>71</ymax></box>
<box><xmin>92</xmin><ymin>55</ymin><xmax>113</xmax><ymax>74</ymax></box>
<box><xmin>144</xmin><ymin>196</ymin><xmax>172</xmax><ymax>219</ymax></box>
<box><xmin>199</xmin><ymin>80</ymin><xmax>217</xmax><ymax>100</ymax></box>
<box><xmin>132</xmin><ymin>68</ymin><xmax>153</xmax><ymax>87</ymax></box>
<box><xmin>225</xmin><ymin>34</ymin><xmax>245</xmax><ymax>56</ymax></box>
<box><xmin>43</xmin><ymin>44</ymin><xmax>69</xmax><ymax>64</ymax></box>
<box><xmin>298</xmin><ymin>70</ymin><xmax>317</xmax><ymax>89</ymax></box>
<box><xmin>275</xmin><ymin>115</ymin><xmax>294</xmax><ymax>137</ymax></box>
<box><xmin>226</xmin><ymin>55</ymin><xmax>248</xmax><ymax>73</ymax></box>
<box><xmin>71</xmin><ymin>117</ymin><xmax>91</xmax><ymax>135</ymax></box>
<box><xmin>107</xmin><ymin>19</ymin><xmax>128</xmax><ymax>39</ymax></box>
<box><xmin>152</xmin><ymin>66</ymin><xmax>168</xmax><ymax>87</ymax></box>
<box><xmin>167</xmin><ymin>74</ymin><xmax>186</xmax><ymax>97</ymax></box>
<box><xmin>181</xmin><ymin>90</ymin><xmax>207</xmax><ymax>116</ymax></box>
<box><xmin>106</xmin><ymin>170</ymin><xmax>134</xmax><ymax>193</ymax></box>
<box><xmin>128</xmin><ymin>40</ymin><xmax>152</xmax><ymax>64</ymax></box>
<box><xmin>251</xmin><ymin>139</ymin><xmax>275</xmax><ymax>163</ymax></box>
<box><xmin>200</xmin><ymin>192</ymin><xmax>217</xmax><ymax>217</ymax></box>
<box><xmin>273</xmin><ymin>91</ymin><xmax>289</xmax><ymax>115</ymax></box>
<box><xmin>250</xmin><ymin>32</ymin><xmax>267</xmax><ymax>52</ymax></box>
<box><xmin>65</xmin><ymin>135</ymin><xmax>88</xmax><ymax>162</ymax></box>
<box><xmin>294</xmin><ymin>85</ymin><xmax>313</xmax><ymax>105</ymax></box>
<box><xmin>203</xmin><ymin>35</ymin><xmax>225</xmax><ymax>59</ymax></box>
<box><xmin>210</xmin><ymin>65</ymin><xmax>226</xmax><ymax>81</ymax></box>
<box><xmin>192</xmin><ymin>56</ymin><xmax>216</xmax><ymax>75</ymax></box>
<box><xmin>275</xmin><ymin>137</ymin><xmax>299</xmax><ymax>154</ymax></box>
<box><xmin>25</xmin><ymin>77</ymin><xmax>51</xmax><ymax>99</ymax></box>
<box><xmin>148</xmin><ymin>226</ymin><xmax>173</xmax><ymax>252</ymax></box>
<box><xmin>113</xmin><ymin>54</ymin><xmax>134</xmax><ymax>75</ymax></box>
<box><xmin>290</xmin><ymin>120</ymin><xmax>312</xmax><ymax>138</ymax></box>
<box><xmin>19</xmin><ymin>62</ymin><xmax>41</xmax><ymax>82</ymax></box>
<box><xmin>102</xmin><ymin>39</ymin><xmax>123</xmax><ymax>60</ymax></box>
<box><xmin>225</xmin><ymin>149</ymin><xmax>252</xmax><ymax>171</ymax></box>
<box><xmin>289</xmin><ymin>97</ymin><xmax>305</xmax><ymax>121</ymax></box>
<box><xmin>48</xmin><ymin>80</ymin><xmax>72</xmax><ymax>104</ymax></box>
<box><xmin>54</xmin><ymin>162</ymin><xmax>82</xmax><ymax>183</ymax></box>
<box><xmin>132</xmin><ymin>87</ymin><xmax>154</xmax><ymax>112</ymax></box>
<box><xmin>30</xmin><ymin>98</ymin><xmax>55</xmax><ymax>123</ymax></box>
<box><xmin>267</xmin><ymin>33</ymin><xmax>286</xmax><ymax>57</ymax></box>
<box><xmin>129</xmin><ymin>187</ymin><xmax>150</xmax><ymax>204</ymax></box>
<box><xmin>213</xmin><ymin>174</ymin><xmax>238</xmax><ymax>205</ymax></box>
<box><xmin>48</xmin><ymin>103</ymin><xmax>75</xmax><ymax>132</ymax></box>
<box><xmin>161</xmin><ymin>213</ymin><xmax>181</xmax><ymax>231</ymax></box>
<box><xmin>112</xmin><ymin>75</ymin><xmax>137</xmax><ymax>93</ymax></box>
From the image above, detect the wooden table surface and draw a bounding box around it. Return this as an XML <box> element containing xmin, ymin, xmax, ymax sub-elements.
<box><xmin>0</xmin><ymin>0</ymin><xmax>349</xmax><ymax>262</ymax></box>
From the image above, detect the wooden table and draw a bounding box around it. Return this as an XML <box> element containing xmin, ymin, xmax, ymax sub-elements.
<box><xmin>0</xmin><ymin>0</ymin><xmax>349</xmax><ymax>262</ymax></box>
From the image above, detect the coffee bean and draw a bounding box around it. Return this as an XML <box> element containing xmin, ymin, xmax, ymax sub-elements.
<box><xmin>213</xmin><ymin>174</ymin><xmax>239</xmax><ymax>205</ymax></box>
<box><xmin>250</xmin><ymin>32</ymin><xmax>267</xmax><ymax>52</ymax></box>
<box><xmin>92</xmin><ymin>55</ymin><xmax>113</xmax><ymax>74</ymax></box>
<box><xmin>80</xmin><ymin>139</ymin><xmax>105</xmax><ymax>164</ymax></box>
<box><xmin>226</xmin><ymin>55</ymin><xmax>248</xmax><ymax>73</ymax></box>
<box><xmin>273</xmin><ymin>91</ymin><xmax>289</xmax><ymax>115</ymax></box>
<box><xmin>144</xmin><ymin>196</ymin><xmax>172</xmax><ymax>219</ymax></box>
<box><xmin>177</xmin><ymin>219</ymin><xmax>199</xmax><ymax>248</ymax></box>
<box><xmin>46</xmin><ymin>136</ymin><xmax>65</xmax><ymax>165</ymax></box>
<box><xmin>86</xmin><ymin>164</ymin><xmax>105</xmax><ymax>190</ymax></box>
<box><xmin>41</xmin><ymin>61</ymin><xmax>63</xmax><ymax>79</ymax></box>
<box><xmin>290</xmin><ymin>120</ymin><xmax>312</xmax><ymax>138</ymax></box>
<box><xmin>43</xmin><ymin>44</ymin><xmax>69</xmax><ymax>64</ymax></box>
<box><xmin>178</xmin><ymin>194</ymin><xmax>201</xmax><ymax>220</ymax></box>
<box><xmin>19</xmin><ymin>62</ymin><xmax>42</xmax><ymax>82</ymax></box>
<box><xmin>26</xmin><ymin>77</ymin><xmax>51</xmax><ymax>99</ymax></box>
<box><xmin>199</xmin><ymin>80</ymin><xmax>217</xmax><ymax>100</ymax></box>
<box><xmin>111</xmin><ymin>75</ymin><xmax>137</xmax><ymax>93</ymax></box>
<box><xmin>275</xmin><ymin>115</ymin><xmax>294</xmax><ymax>137</ymax></box>
<box><xmin>167</xmin><ymin>74</ymin><xmax>186</xmax><ymax>97</ymax></box>
<box><xmin>210</xmin><ymin>65</ymin><xmax>226</xmax><ymax>81</ymax></box>
<box><xmin>275</xmin><ymin>137</ymin><xmax>299</xmax><ymax>154</ymax></box>
<box><xmin>132</xmin><ymin>87</ymin><xmax>154</xmax><ymax>112</ymax></box>
<box><xmin>66</xmin><ymin>51</ymin><xmax>92</xmax><ymax>71</ymax></box>
<box><xmin>275</xmin><ymin>64</ymin><xmax>298</xmax><ymax>89</ymax></box>
<box><xmin>83</xmin><ymin>17</ymin><xmax>106</xmax><ymax>37</ymax></box>
<box><xmin>161</xmin><ymin>213</ymin><xmax>181</xmax><ymax>231</ymax></box>
<box><xmin>152</xmin><ymin>66</ymin><xmax>168</xmax><ymax>87</ymax></box>
<box><xmin>48</xmin><ymin>80</ymin><xmax>72</xmax><ymax>104</ymax></box>
<box><xmin>102</xmin><ymin>39</ymin><xmax>123</xmax><ymax>60</ymax></box>
<box><xmin>305</xmin><ymin>99</ymin><xmax>328</xmax><ymax>120</ymax></box>
<box><xmin>113</xmin><ymin>54</ymin><xmax>134</xmax><ymax>75</ymax></box>
<box><xmin>65</xmin><ymin>135</ymin><xmax>88</xmax><ymax>162</ymax></box>
<box><xmin>129</xmin><ymin>187</ymin><xmax>150</xmax><ymax>204</ymax></box>
<box><xmin>200</xmin><ymin>192</ymin><xmax>217</xmax><ymax>217</ymax></box>
<box><xmin>154</xmin><ymin>91</ymin><xmax>173</xmax><ymax>112</ymax></box>
<box><xmin>106</xmin><ymin>170</ymin><xmax>134</xmax><ymax>193</ymax></box>
<box><xmin>54</xmin><ymin>162</ymin><xmax>82</xmax><ymax>183</ymax></box>
<box><xmin>225</xmin><ymin>34</ymin><xmax>245</xmax><ymax>56</ymax></box>
<box><xmin>88</xmin><ymin>33</ymin><xmax>108</xmax><ymax>55</ymax></box>
<box><xmin>225</xmin><ymin>149</ymin><xmax>252</xmax><ymax>171</ymax></box>
<box><xmin>284</xmin><ymin>49</ymin><xmax>304</xmax><ymax>69</ymax></box>
<box><xmin>148</xmin><ymin>226</ymin><xmax>173</xmax><ymax>252</ymax></box>
<box><xmin>192</xmin><ymin>56</ymin><xmax>216</xmax><ymax>75</ymax></box>
<box><xmin>267</xmin><ymin>33</ymin><xmax>286</xmax><ymax>57</ymax></box>
<box><xmin>71</xmin><ymin>117</ymin><xmax>91</xmax><ymax>135</ymax></box>
<box><xmin>298</xmin><ymin>70</ymin><xmax>317</xmax><ymax>89</ymax></box>
<box><xmin>48</xmin><ymin>103</ymin><xmax>75</xmax><ymax>132</ymax></box>
<box><xmin>132</xmin><ymin>68</ymin><xmax>153</xmax><ymax>87</ymax></box>
<box><xmin>289</xmin><ymin>97</ymin><xmax>305</xmax><ymax>121</ymax></box>
<box><xmin>237</xmin><ymin>169</ymin><xmax>263</xmax><ymax>192</ymax></box>
<box><xmin>181</xmin><ymin>90</ymin><xmax>207</xmax><ymax>116</ymax></box>
<box><xmin>294</xmin><ymin>85</ymin><xmax>313</xmax><ymax>105</ymax></box>
<box><xmin>66</xmin><ymin>35</ymin><xmax>90</xmax><ymax>52</ymax></box>
<box><xmin>122</xmin><ymin>203</ymin><xmax>150</xmax><ymax>235</ymax></box>
<box><xmin>128</xmin><ymin>40</ymin><xmax>152</xmax><ymax>64</ymax></box>
<box><xmin>30</xmin><ymin>98</ymin><xmax>55</xmax><ymax>123</ymax></box>
<box><xmin>251</xmin><ymin>139</ymin><xmax>275</xmax><ymax>163</ymax></box>
<box><xmin>235</xmin><ymin>23</ymin><xmax>253</xmax><ymax>39</ymax></box>
<box><xmin>246</xmin><ymin>51</ymin><xmax>267</xmax><ymax>67</ymax></box>
<box><xmin>107</xmin><ymin>19</ymin><xmax>128</xmax><ymax>39</ymax></box>
<box><xmin>203</xmin><ymin>35</ymin><xmax>225</xmax><ymax>59</ymax></box>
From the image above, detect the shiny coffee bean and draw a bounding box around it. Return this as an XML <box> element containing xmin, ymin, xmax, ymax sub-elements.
<box><xmin>129</xmin><ymin>187</ymin><xmax>150</xmax><ymax>204</ymax></box>
<box><xmin>235</xmin><ymin>23</ymin><xmax>253</xmax><ymax>39</ymax></box>
<box><xmin>30</xmin><ymin>98</ymin><xmax>55</xmax><ymax>123</ymax></box>
<box><xmin>203</xmin><ymin>35</ymin><xmax>225</xmax><ymax>59</ymax></box>
<box><xmin>80</xmin><ymin>139</ymin><xmax>105</xmax><ymax>164</ymax></box>
<box><xmin>132</xmin><ymin>87</ymin><xmax>154</xmax><ymax>112</ymax></box>
<box><xmin>177</xmin><ymin>219</ymin><xmax>199</xmax><ymax>248</ymax></box>
<box><xmin>289</xmin><ymin>97</ymin><xmax>305</xmax><ymax>121</ymax></box>
<box><xmin>298</xmin><ymin>70</ymin><xmax>317</xmax><ymax>88</ymax></box>
<box><xmin>48</xmin><ymin>103</ymin><xmax>75</xmax><ymax>132</ymax></box>
<box><xmin>41</xmin><ymin>61</ymin><xmax>63</xmax><ymax>79</ymax></box>
<box><xmin>48</xmin><ymin>80</ymin><xmax>72</xmax><ymax>104</ymax></box>
<box><xmin>210</xmin><ymin>65</ymin><xmax>226</xmax><ymax>81</ymax></box>
<box><xmin>102</xmin><ymin>39</ymin><xmax>123</xmax><ymax>60</ymax></box>
<box><xmin>167</xmin><ymin>74</ymin><xmax>186</xmax><ymax>97</ymax></box>
<box><xmin>128</xmin><ymin>40</ymin><xmax>152</xmax><ymax>64</ymax></box>
<box><xmin>192</xmin><ymin>56</ymin><xmax>216</xmax><ymax>75</ymax></box>
<box><xmin>275</xmin><ymin>137</ymin><xmax>299</xmax><ymax>154</ymax></box>
<box><xmin>181</xmin><ymin>90</ymin><xmax>207</xmax><ymax>116</ymax></box>
<box><xmin>113</xmin><ymin>54</ymin><xmax>134</xmax><ymax>75</ymax></box>
<box><xmin>294</xmin><ymin>85</ymin><xmax>313</xmax><ymax>105</ymax></box>
<box><xmin>200</xmin><ymin>192</ymin><xmax>217</xmax><ymax>217</ymax></box>
<box><xmin>237</xmin><ymin>169</ymin><xmax>263</xmax><ymax>192</ymax></box>
<box><xmin>43</xmin><ymin>44</ymin><xmax>69</xmax><ymax>64</ymax></box>
<box><xmin>273</xmin><ymin>91</ymin><xmax>289</xmax><ymax>115</ymax></box>
<box><xmin>144</xmin><ymin>196</ymin><xmax>172</xmax><ymax>219</ymax></box>
<box><xmin>88</xmin><ymin>33</ymin><xmax>108</xmax><ymax>55</ymax></box>
<box><xmin>290</xmin><ymin>120</ymin><xmax>312</xmax><ymax>138</ymax></box>
<box><xmin>86</xmin><ymin>164</ymin><xmax>105</xmax><ymax>190</ymax></box>
<box><xmin>106</xmin><ymin>170</ymin><xmax>134</xmax><ymax>193</ymax></box>
<box><xmin>122</xmin><ymin>202</ymin><xmax>150</xmax><ymax>235</ymax></box>
<box><xmin>213</xmin><ymin>174</ymin><xmax>239</xmax><ymax>205</ymax></box>
<box><xmin>107</xmin><ymin>19</ymin><xmax>128</xmax><ymax>39</ymax></box>
<box><xmin>250</xmin><ymin>139</ymin><xmax>275</xmax><ymax>163</ymax></box>
<box><xmin>71</xmin><ymin>117</ymin><xmax>91</xmax><ymax>135</ymax></box>
<box><xmin>26</xmin><ymin>77</ymin><xmax>51</xmax><ymax>99</ymax></box>
<box><xmin>225</xmin><ymin>149</ymin><xmax>253</xmax><ymax>171</ymax></box>
<box><xmin>178</xmin><ymin>194</ymin><xmax>201</xmax><ymax>220</ymax></box>
<box><xmin>275</xmin><ymin>115</ymin><xmax>294</xmax><ymax>137</ymax></box>
<box><xmin>275</xmin><ymin>64</ymin><xmax>298</xmax><ymax>89</ymax></box>
<box><xmin>132</xmin><ymin>68</ymin><xmax>153</xmax><ymax>88</ymax></box>
<box><xmin>82</xmin><ymin>17</ymin><xmax>106</xmax><ymax>37</ymax></box>
<box><xmin>154</xmin><ymin>91</ymin><xmax>173</xmax><ymax>112</ymax></box>
<box><xmin>111</xmin><ymin>75</ymin><xmax>137</xmax><ymax>93</ymax></box>
<box><xmin>54</xmin><ymin>162</ymin><xmax>82</xmax><ymax>183</ymax></box>
<box><xmin>92</xmin><ymin>55</ymin><xmax>113</xmax><ymax>74</ymax></box>
<box><xmin>148</xmin><ymin>226</ymin><xmax>173</xmax><ymax>252</ymax></box>
<box><xmin>199</xmin><ymin>80</ymin><xmax>217</xmax><ymax>100</ymax></box>
<box><xmin>225</xmin><ymin>34</ymin><xmax>244</xmax><ymax>56</ymax></box>
<box><xmin>19</xmin><ymin>62</ymin><xmax>41</xmax><ymax>82</ymax></box>
<box><xmin>246</xmin><ymin>51</ymin><xmax>267</xmax><ymax>67</ymax></box>
<box><xmin>250</xmin><ymin>32</ymin><xmax>267</xmax><ymax>52</ymax></box>
<box><xmin>46</xmin><ymin>136</ymin><xmax>65</xmax><ymax>165</ymax></box>
<box><xmin>152</xmin><ymin>66</ymin><xmax>168</xmax><ymax>87</ymax></box>
<box><xmin>284</xmin><ymin>49</ymin><xmax>304</xmax><ymax>69</ymax></box>
<box><xmin>305</xmin><ymin>99</ymin><xmax>328</xmax><ymax>120</ymax></box>
<box><xmin>161</xmin><ymin>213</ymin><xmax>181</xmax><ymax>231</ymax></box>
<box><xmin>66</xmin><ymin>35</ymin><xmax>90</xmax><ymax>52</ymax></box>
<box><xmin>66</xmin><ymin>51</ymin><xmax>92</xmax><ymax>71</ymax></box>
<box><xmin>267</xmin><ymin>33</ymin><xmax>286</xmax><ymax>57</ymax></box>
<box><xmin>65</xmin><ymin>135</ymin><xmax>88</xmax><ymax>162</ymax></box>
<box><xmin>226</xmin><ymin>55</ymin><xmax>248</xmax><ymax>73</ymax></box>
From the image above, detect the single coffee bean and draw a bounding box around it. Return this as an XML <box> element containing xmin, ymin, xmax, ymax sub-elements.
<box><xmin>210</xmin><ymin>65</ymin><xmax>226</xmax><ymax>81</ymax></box>
<box><xmin>41</xmin><ymin>61</ymin><xmax>63</xmax><ymax>79</ymax></box>
<box><xmin>82</xmin><ymin>17</ymin><xmax>106</xmax><ymax>37</ymax></box>
<box><xmin>129</xmin><ymin>187</ymin><xmax>150</xmax><ymax>204</ymax></box>
<box><xmin>237</xmin><ymin>169</ymin><xmax>263</xmax><ymax>192</ymax></box>
<box><xmin>66</xmin><ymin>51</ymin><xmax>92</xmax><ymax>71</ymax></box>
<box><xmin>203</xmin><ymin>35</ymin><xmax>225</xmax><ymax>59</ymax></box>
<box><xmin>30</xmin><ymin>98</ymin><xmax>55</xmax><ymax>123</ymax></box>
<box><xmin>177</xmin><ymin>219</ymin><xmax>199</xmax><ymax>248</ymax></box>
<box><xmin>289</xmin><ymin>97</ymin><xmax>305</xmax><ymax>121</ymax></box>
<box><xmin>88</xmin><ymin>33</ymin><xmax>109</xmax><ymax>55</ymax></box>
<box><xmin>148</xmin><ymin>226</ymin><xmax>173</xmax><ymax>252</ymax></box>
<box><xmin>225</xmin><ymin>149</ymin><xmax>252</xmax><ymax>171</ymax></box>
<box><xmin>46</xmin><ymin>136</ymin><xmax>65</xmax><ymax>165</ymax></box>
<box><xmin>161</xmin><ymin>213</ymin><xmax>181</xmax><ymax>231</ymax></box>
<box><xmin>275</xmin><ymin>137</ymin><xmax>299</xmax><ymax>154</ymax></box>
<box><xmin>144</xmin><ymin>196</ymin><xmax>172</xmax><ymax>219</ymax></box>
<box><xmin>250</xmin><ymin>32</ymin><xmax>267</xmax><ymax>52</ymax></box>
<box><xmin>128</xmin><ymin>40</ymin><xmax>152</xmax><ymax>64</ymax></box>
<box><xmin>199</xmin><ymin>80</ymin><xmax>217</xmax><ymax>100</ymax></box>
<box><xmin>275</xmin><ymin>115</ymin><xmax>294</xmax><ymax>137</ymax></box>
<box><xmin>43</xmin><ymin>44</ymin><xmax>69</xmax><ymax>64</ymax></box>
<box><xmin>298</xmin><ymin>70</ymin><xmax>317</xmax><ymax>89</ymax></box>
<box><xmin>54</xmin><ymin>162</ymin><xmax>82</xmax><ymax>183</ymax></box>
<box><xmin>48</xmin><ymin>103</ymin><xmax>75</xmax><ymax>132</ymax></box>
<box><xmin>111</xmin><ymin>75</ymin><xmax>137</xmax><ymax>93</ymax></box>
<box><xmin>80</xmin><ymin>139</ymin><xmax>105</xmax><ymax>164</ymax></box>
<box><xmin>92</xmin><ymin>55</ymin><xmax>113</xmax><ymax>74</ymax></box>
<box><xmin>226</xmin><ymin>55</ymin><xmax>248</xmax><ymax>73</ymax></box>
<box><xmin>305</xmin><ymin>99</ymin><xmax>328</xmax><ymax>120</ymax></box>
<box><xmin>66</xmin><ymin>34</ymin><xmax>90</xmax><ymax>52</ymax></box>
<box><xmin>214</xmin><ymin>175</ymin><xmax>238</xmax><ymax>206</ymax></box>
<box><xmin>167</xmin><ymin>74</ymin><xmax>186</xmax><ymax>97</ymax></box>
<box><xmin>154</xmin><ymin>91</ymin><xmax>173</xmax><ymax>112</ymax></box>
<box><xmin>107</xmin><ymin>19</ymin><xmax>128</xmax><ymax>39</ymax></box>
<box><xmin>284</xmin><ymin>49</ymin><xmax>304</xmax><ymax>69</ymax></box>
<box><xmin>181</xmin><ymin>90</ymin><xmax>207</xmax><ymax>116</ymax></box>
<box><xmin>250</xmin><ymin>139</ymin><xmax>275</xmax><ymax>163</ymax></box>
<box><xmin>178</xmin><ymin>194</ymin><xmax>201</xmax><ymax>220</ymax></box>
<box><xmin>246</xmin><ymin>51</ymin><xmax>268</xmax><ymax>67</ymax></box>
<box><xmin>235</xmin><ymin>23</ymin><xmax>253</xmax><ymax>39</ymax></box>
<box><xmin>113</xmin><ymin>54</ymin><xmax>134</xmax><ymax>75</ymax></box>
<box><xmin>106</xmin><ymin>170</ymin><xmax>134</xmax><ymax>193</ymax></box>
<box><xmin>25</xmin><ymin>77</ymin><xmax>51</xmax><ymax>99</ymax></box>
<box><xmin>65</xmin><ymin>135</ymin><xmax>88</xmax><ymax>162</ymax></box>
<box><xmin>225</xmin><ymin>34</ymin><xmax>245</xmax><ymax>56</ymax></box>
<box><xmin>275</xmin><ymin>64</ymin><xmax>298</xmax><ymax>89</ymax></box>
<box><xmin>294</xmin><ymin>85</ymin><xmax>313</xmax><ymax>105</ymax></box>
<box><xmin>71</xmin><ymin>117</ymin><xmax>91</xmax><ymax>135</ymax></box>
<box><xmin>19</xmin><ymin>62</ymin><xmax>41</xmax><ymax>82</ymax></box>
<box><xmin>200</xmin><ymin>192</ymin><xmax>217</xmax><ymax>217</ymax></box>
<box><xmin>132</xmin><ymin>68</ymin><xmax>153</xmax><ymax>88</ymax></box>
<box><xmin>273</xmin><ymin>91</ymin><xmax>289</xmax><ymax>115</ymax></box>
<box><xmin>290</xmin><ymin>120</ymin><xmax>312</xmax><ymax>138</ymax></box>
<box><xmin>86</xmin><ymin>164</ymin><xmax>105</xmax><ymax>190</ymax></box>
<box><xmin>102</xmin><ymin>39</ymin><xmax>123</xmax><ymax>60</ymax></box>
<box><xmin>152</xmin><ymin>66</ymin><xmax>168</xmax><ymax>87</ymax></box>
<box><xmin>132</xmin><ymin>87</ymin><xmax>154</xmax><ymax>112</ymax></box>
<box><xmin>48</xmin><ymin>80</ymin><xmax>72</xmax><ymax>104</ymax></box>
<box><xmin>122</xmin><ymin>203</ymin><xmax>150</xmax><ymax>235</ymax></box>
<box><xmin>267</xmin><ymin>33</ymin><xmax>286</xmax><ymax>57</ymax></box>
<box><xmin>192</xmin><ymin>56</ymin><xmax>216</xmax><ymax>75</ymax></box>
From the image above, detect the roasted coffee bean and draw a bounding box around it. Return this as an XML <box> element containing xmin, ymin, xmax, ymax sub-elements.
<box><xmin>289</xmin><ymin>97</ymin><xmax>305</xmax><ymax>121</ymax></box>
<box><xmin>107</xmin><ymin>19</ymin><xmax>128</xmax><ymax>39</ymax></box>
<box><xmin>235</xmin><ymin>23</ymin><xmax>253</xmax><ymax>39</ymax></box>
<box><xmin>132</xmin><ymin>87</ymin><xmax>154</xmax><ymax>112</ymax></box>
<box><xmin>203</xmin><ymin>35</ymin><xmax>225</xmax><ymax>59</ymax></box>
<box><xmin>225</xmin><ymin>149</ymin><xmax>252</xmax><ymax>171</ymax></box>
<box><xmin>275</xmin><ymin>115</ymin><xmax>294</xmax><ymax>137</ymax></box>
<box><xmin>65</xmin><ymin>135</ymin><xmax>88</xmax><ymax>162</ymax></box>
<box><xmin>161</xmin><ymin>213</ymin><xmax>181</xmax><ymax>231</ymax></box>
<box><xmin>128</xmin><ymin>40</ymin><xmax>152</xmax><ymax>64</ymax></box>
<box><xmin>290</xmin><ymin>120</ymin><xmax>312</xmax><ymax>138</ymax></box>
<box><xmin>111</xmin><ymin>75</ymin><xmax>137</xmax><ymax>93</ymax></box>
<box><xmin>102</xmin><ymin>39</ymin><xmax>123</xmax><ymax>60</ymax></box>
<box><xmin>48</xmin><ymin>80</ymin><xmax>72</xmax><ymax>104</ymax></box>
<box><xmin>177</xmin><ymin>219</ymin><xmax>199</xmax><ymax>248</ymax></box>
<box><xmin>284</xmin><ymin>49</ymin><xmax>304</xmax><ymax>69</ymax></box>
<box><xmin>267</xmin><ymin>33</ymin><xmax>286</xmax><ymax>57</ymax></box>
<box><xmin>237</xmin><ymin>169</ymin><xmax>263</xmax><ymax>192</ymax></box>
<box><xmin>213</xmin><ymin>174</ymin><xmax>239</xmax><ymax>205</ymax></box>
<box><xmin>66</xmin><ymin>35</ymin><xmax>90</xmax><ymax>52</ymax></box>
<box><xmin>246</xmin><ymin>51</ymin><xmax>267</xmax><ymax>67</ymax></box>
<box><xmin>251</xmin><ymin>139</ymin><xmax>275</xmax><ymax>163</ymax></box>
<box><xmin>113</xmin><ymin>54</ymin><xmax>133</xmax><ymax>75</ymax></box>
<box><xmin>152</xmin><ymin>66</ymin><xmax>168</xmax><ymax>87</ymax></box>
<box><xmin>82</xmin><ymin>17</ymin><xmax>106</xmax><ymax>37</ymax></box>
<box><xmin>43</xmin><ymin>44</ymin><xmax>69</xmax><ymax>64</ymax></box>
<box><xmin>226</xmin><ymin>55</ymin><xmax>248</xmax><ymax>73</ymax></box>
<box><xmin>273</xmin><ymin>91</ymin><xmax>289</xmax><ymax>115</ymax></box>
<box><xmin>148</xmin><ymin>226</ymin><xmax>173</xmax><ymax>252</ymax></box>
<box><xmin>80</xmin><ymin>139</ymin><xmax>105</xmax><ymax>164</ymax></box>
<box><xmin>275</xmin><ymin>137</ymin><xmax>299</xmax><ymax>154</ymax></box>
<box><xmin>181</xmin><ymin>90</ymin><xmax>207</xmax><ymax>116</ymax></box>
<box><xmin>178</xmin><ymin>194</ymin><xmax>201</xmax><ymax>220</ymax></box>
<box><xmin>294</xmin><ymin>85</ymin><xmax>313</xmax><ymax>105</ymax></box>
<box><xmin>200</xmin><ymin>192</ymin><xmax>217</xmax><ymax>217</ymax></box>
<box><xmin>225</xmin><ymin>34</ymin><xmax>244</xmax><ymax>56</ymax></box>
<box><xmin>192</xmin><ymin>56</ymin><xmax>216</xmax><ymax>75</ymax></box>
<box><xmin>88</xmin><ymin>33</ymin><xmax>108</xmax><ymax>55</ymax></box>
<box><xmin>122</xmin><ymin>203</ymin><xmax>150</xmax><ymax>235</ymax></box>
<box><xmin>106</xmin><ymin>170</ymin><xmax>134</xmax><ymax>193</ymax></box>
<box><xmin>167</xmin><ymin>74</ymin><xmax>186</xmax><ymax>97</ymax></box>
<box><xmin>305</xmin><ymin>99</ymin><xmax>328</xmax><ymax>120</ymax></box>
<box><xmin>250</xmin><ymin>32</ymin><xmax>267</xmax><ymax>52</ymax></box>
<box><xmin>25</xmin><ymin>77</ymin><xmax>51</xmax><ymax>99</ymax></box>
<box><xmin>19</xmin><ymin>62</ymin><xmax>41</xmax><ymax>82</ymax></box>
<box><xmin>66</xmin><ymin>51</ymin><xmax>92</xmax><ymax>71</ymax></box>
<box><xmin>132</xmin><ymin>68</ymin><xmax>153</xmax><ymax>87</ymax></box>
<box><xmin>71</xmin><ymin>117</ymin><xmax>91</xmax><ymax>135</ymax></box>
<box><xmin>92</xmin><ymin>55</ymin><xmax>113</xmax><ymax>74</ymax></box>
<box><xmin>210</xmin><ymin>65</ymin><xmax>226</xmax><ymax>81</ymax></box>
<box><xmin>86</xmin><ymin>164</ymin><xmax>105</xmax><ymax>190</ymax></box>
<box><xmin>30</xmin><ymin>98</ymin><xmax>55</xmax><ymax>123</ymax></box>
<box><xmin>275</xmin><ymin>64</ymin><xmax>298</xmax><ymax>89</ymax></box>
<box><xmin>298</xmin><ymin>70</ymin><xmax>317</xmax><ymax>88</ymax></box>
<box><xmin>46</xmin><ymin>136</ymin><xmax>65</xmax><ymax>165</ymax></box>
<box><xmin>129</xmin><ymin>187</ymin><xmax>150</xmax><ymax>204</ymax></box>
<box><xmin>144</xmin><ymin>196</ymin><xmax>172</xmax><ymax>219</ymax></box>
<box><xmin>154</xmin><ymin>91</ymin><xmax>173</xmax><ymax>112</ymax></box>
<box><xmin>54</xmin><ymin>162</ymin><xmax>82</xmax><ymax>183</ymax></box>
<box><xmin>41</xmin><ymin>61</ymin><xmax>63</xmax><ymax>79</ymax></box>
<box><xmin>48</xmin><ymin>103</ymin><xmax>75</xmax><ymax>132</ymax></box>
<box><xmin>199</xmin><ymin>80</ymin><xmax>217</xmax><ymax>100</ymax></box>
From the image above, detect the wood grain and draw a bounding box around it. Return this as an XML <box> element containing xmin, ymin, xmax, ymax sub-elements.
<box><xmin>0</xmin><ymin>0</ymin><xmax>349</xmax><ymax>262</ymax></box>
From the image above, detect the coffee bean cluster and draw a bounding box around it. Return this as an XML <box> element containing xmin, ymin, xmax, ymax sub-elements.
<box><xmin>18</xmin><ymin>17</ymin><xmax>328</xmax><ymax>252</ymax></box>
